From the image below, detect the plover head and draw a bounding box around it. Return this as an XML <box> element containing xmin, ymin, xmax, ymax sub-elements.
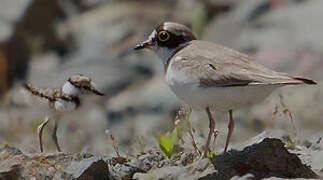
<box><xmin>134</xmin><ymin>22</ymin><xmax>196</xmax><ymax>66</ymax></box>
<box><xmin>63</xmin><ymin>74</ymin><xmax>104</xmax><ymax>96</ymax></box>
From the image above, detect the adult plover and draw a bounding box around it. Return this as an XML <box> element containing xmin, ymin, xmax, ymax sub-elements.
<box><xmin>23</xmin><ymin>74</ymin><xmax>104</xmax><ymax>152</ymax></box>
<box><xmin>134</xmin><ymin>22</ymin><xmax>316</xmax><ymax>157</ymax></box>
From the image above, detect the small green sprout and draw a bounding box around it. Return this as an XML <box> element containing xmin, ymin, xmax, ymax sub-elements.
<box><xmin>157</xmin><ymin>127</ymin><xmax>178</xmax><ymax>158</ymax></box>
<box><xmin>206</xmin><ymin>150</ymin><xmax>213</xmax><ymax>159</ymax></box>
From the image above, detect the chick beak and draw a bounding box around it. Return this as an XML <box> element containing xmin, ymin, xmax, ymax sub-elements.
<box><xmin>91</xmin><ymin>88</ymin><xmax>104</xmax><ymax>96</ymax></box>
<box><xmin>89</xmin><ymin>82</ymin><xmax>104</xmax><ymax>96</ymax></box>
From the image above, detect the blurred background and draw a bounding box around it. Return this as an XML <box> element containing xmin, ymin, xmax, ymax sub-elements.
<box><xmin>0</xmin><ymin>0</ymin><xmax>322</xmax><ymax>156</ymax></box>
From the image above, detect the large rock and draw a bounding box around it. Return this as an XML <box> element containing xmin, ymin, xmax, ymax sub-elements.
<box><xmin>206</xmin><ymin>138</ymin><xmax>319</xmax><ymax>179</ymax></box>
<box><xmin>0</xmin><ymin>144</ymin><xmax>109</xmax><ymax>179</ymax></box>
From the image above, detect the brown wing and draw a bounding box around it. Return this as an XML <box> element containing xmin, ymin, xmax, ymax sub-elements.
<box><xmin>172</xmin><ymin>41</ymin><xmax>316</xmax><ymax>87</ymax></box>
<box><xmin>23</xmin><ymin>83</ymin><xmax>56</xmax><ymax>102</ymax></box>
<box><xmin>23</xmin><ymin>83</ymin><xmax>75</xmax><ymax>102</ymax></box>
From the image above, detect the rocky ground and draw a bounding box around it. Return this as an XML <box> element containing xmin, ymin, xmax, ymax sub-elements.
<box><xmin>0</xmin><ymin>134</ymin><xmax>321</xmax><ymax>179</ymax></box>
<box><xmin>0</xmin><ymin>0</ymin><xmax>323</xmax><ymax>179</ymax></box>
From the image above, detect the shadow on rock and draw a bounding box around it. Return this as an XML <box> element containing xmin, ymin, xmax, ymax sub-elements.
<box><xmin>202</xmin><ymin>138</ymin><xmax>319</xmax><ymax>180</ymax></box>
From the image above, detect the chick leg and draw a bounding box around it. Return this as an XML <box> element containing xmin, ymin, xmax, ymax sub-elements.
<box><xmin>37</xmin><ymin>116</ymin><xmax>50</xmax><ymax>152</ymax></box>
<box><xmin>52</xmin><ymin>120</ymin><xmax>61</xmax><ymax>152</ymax></box>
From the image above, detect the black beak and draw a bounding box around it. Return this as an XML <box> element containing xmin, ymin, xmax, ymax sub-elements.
<box><xmin>92</xmin><ymin>89</ymin><xmax>104</xmax><ymax>96</ymax></box>
<box><xmin>88</xmin><ymin>82</ymin><xmax>105</xmax><ymax>96</ymax></box>
<box><xmin>134</xmin><ymin>40</ymin><xmax>153</xmax><ymax>50</ymax></box>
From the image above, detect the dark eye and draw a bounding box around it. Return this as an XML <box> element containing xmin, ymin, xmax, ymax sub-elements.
<box><xmin>158</xmin><ymin>31</ymin><xmax>170</xmax><ymax>42</ymax></box>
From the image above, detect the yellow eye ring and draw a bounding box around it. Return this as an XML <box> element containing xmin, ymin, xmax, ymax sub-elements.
<box><xmin>158</xmin><ymin>31</ymin><xmax>170</xmax><ymax>42</ymax></box>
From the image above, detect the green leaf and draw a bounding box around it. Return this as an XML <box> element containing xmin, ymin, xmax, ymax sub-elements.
<box><xmin>157</xmin><ymin>127</ymin><xmax>178</xmax><ymax>158</ymax></box>
<box><xmin>206</xmin><ymin>150</ymin><xmax>213</xmax><ymax>159</ymax></box>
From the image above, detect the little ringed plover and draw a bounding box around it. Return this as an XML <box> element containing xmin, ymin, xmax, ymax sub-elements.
<box><xmin>134</xmin><ymin>22</ymin><xmax>317</xmax><ymax>157</ymax></box>
<box><xmin>23</xmin><ymin>74</ymin><xmax>104</xmax><ymax>152</ymax></box>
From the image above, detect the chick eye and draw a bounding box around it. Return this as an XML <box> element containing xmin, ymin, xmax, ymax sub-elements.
<box><xmin>158</xmin><ymin>31</ymin><xmax>170</xmax><ymax>42</ymax></box>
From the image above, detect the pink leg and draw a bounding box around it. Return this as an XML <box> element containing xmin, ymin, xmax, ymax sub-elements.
<box><xmin>224</xmin><ymin>110</ymin><xmax>235</xmax><ymax>152</ymax></box>
<box><xmin>203</xmin><ymin>107</ymin><xmax>215</xmax><ymax>158</ymax></box>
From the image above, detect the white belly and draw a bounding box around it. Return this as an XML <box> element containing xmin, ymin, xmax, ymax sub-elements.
<box><xmin>54</xmin><ymin>99</ymin><xmax>76</xmax><ymax>112</ymax></box>
<box><xmin>166</xmin><ymin>63</ymin><xmax>280</xmax><ymax>111</ymax></box>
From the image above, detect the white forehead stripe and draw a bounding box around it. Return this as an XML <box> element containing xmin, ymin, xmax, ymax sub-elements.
<box><xmin>162</xmin><ymin>22</ymin><xmax>192</xmax><ymax>37</ymax></box>
<box><xmin>148</xmin><ymin>30</ymin><xmax>157</xmax><ymax>41</ymax></box>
